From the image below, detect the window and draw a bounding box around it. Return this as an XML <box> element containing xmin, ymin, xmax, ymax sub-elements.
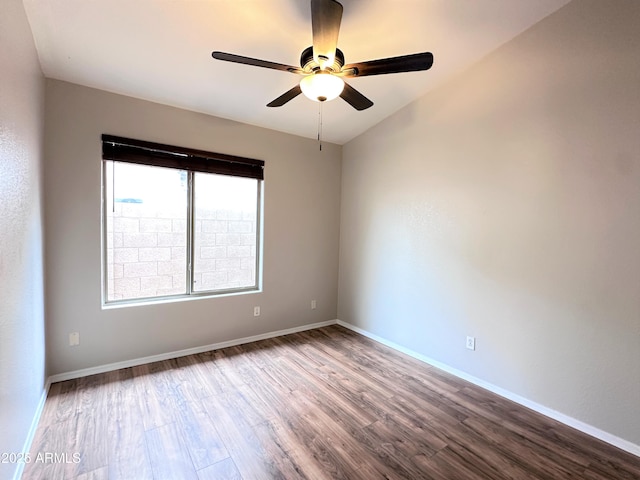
<box><xmin>102</xmin><ymin>135</ymin><xmax>263</xmax><ymax>305</ymax></box>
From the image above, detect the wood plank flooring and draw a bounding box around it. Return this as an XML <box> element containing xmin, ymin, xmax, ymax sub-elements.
<box><xmin>23</xmin><ymin>325</ymin><xmax>640</xmax><ymax>479</ymax></box>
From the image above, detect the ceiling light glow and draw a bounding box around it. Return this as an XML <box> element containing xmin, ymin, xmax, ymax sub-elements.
<box><xmin>300</xmin><ymin>72</ymin><xmax>344</xmax><ymax>102</ymax></box>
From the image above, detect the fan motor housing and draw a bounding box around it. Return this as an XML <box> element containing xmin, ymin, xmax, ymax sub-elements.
<box><xmin>300</xmin><ymin>46</ymin><xmax>345</xmax><ymax>73</ymax></box>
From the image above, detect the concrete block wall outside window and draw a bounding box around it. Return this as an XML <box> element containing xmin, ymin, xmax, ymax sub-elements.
<box><xmin>106</xmin><ymin>202</ymin><xmax>257</xmax><ymax>301</ymax></box>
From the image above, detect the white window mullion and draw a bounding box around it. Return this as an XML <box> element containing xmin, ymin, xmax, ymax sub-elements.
<box><xmin>186</xmin><ymin>171</ymin><xmax>195</xmax><ymax>295</ymax></box>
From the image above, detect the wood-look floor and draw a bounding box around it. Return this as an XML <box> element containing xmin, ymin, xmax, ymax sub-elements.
<box><xmin>23</xmin><ymin>325</ymin><xmax>640</xmax><ymax>480</ymax></box>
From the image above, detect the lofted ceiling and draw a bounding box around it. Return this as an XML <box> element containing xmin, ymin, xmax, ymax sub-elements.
<box><xmin>23</xmin><ymin>0</ymin><xmax>570</xmax><ymax>145</ymax></box>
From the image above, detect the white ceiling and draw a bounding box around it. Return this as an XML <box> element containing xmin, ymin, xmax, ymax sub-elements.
<box><xmin>23</xmin><ymin>0</ymin><xmax>570</xmax><ymax>145</ymax></box>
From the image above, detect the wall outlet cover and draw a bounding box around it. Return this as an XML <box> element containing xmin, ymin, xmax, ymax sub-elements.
<box><xmin>69</xmin><ymin>332</ymin><xmax>80</xmax><ymax>346</ymax></box>
<box><xmin>466</xmin><ymin>336</ymin><xmax>476</xmax><ymax>351</ymax></box>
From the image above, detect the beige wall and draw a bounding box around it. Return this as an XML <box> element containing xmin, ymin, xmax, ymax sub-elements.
<box><xmin>44</xmin><ymin>80</ymin><xmax>341</xmax><ymax>375</ymax></box>
<box><xmin>339</xmin><ymin>0</ymin><xmax>640</xmax><ymax>448</ymax></box>
<box><xmin>0</xmin><ymin>0</ymin><xmax>47</xmax><ymax>477</ymax></box>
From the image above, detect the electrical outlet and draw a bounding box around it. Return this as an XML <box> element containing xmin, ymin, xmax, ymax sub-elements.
<box><xmin>253</xmin><ymin>306</ymin><xmax>261</xmax><ymax>317</ymax></box>
<box><xmin>466</xmin><ymin>336</ymin><xmax>476</xmax><ymax>351</ymax></box>
<box><xmin>311</xmin><ymin>300</ymin><xmax>317</xmax><ymax>310</ymax></box>
<box><xmin>69</xmin><ymin>332</ymin><xmax>80</xmax><ymax>346</ymax></box>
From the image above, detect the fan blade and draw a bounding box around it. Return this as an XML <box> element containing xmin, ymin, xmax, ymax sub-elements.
<box><xmin>340</xmin><ymin>82</ymin><xmax>373</xmax><ymax>111</ymax></box>
<box><xmin>311</xmin><ymin>0</ymin><xmax>343</xmax><ymax>69</ymax></box>
<box><xmin>212</xmin><ymin>51</ymin><xmax>303</xmax><ymax>74</ymax></box>
<box><xmin>267</xmin><ymin>85</ymin><xmax>302</xmax><ymax>107</ymax></box>
<box><xmin>343</xmin><ymin>52</ymin><xmax>433</xmax><ymax>77</ymax></box>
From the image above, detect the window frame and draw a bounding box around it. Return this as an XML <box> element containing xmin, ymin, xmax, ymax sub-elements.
<box><xmin>101</xmin><ymin>135</ymin><xmax>264</xmax><ymax>306</ymax></box>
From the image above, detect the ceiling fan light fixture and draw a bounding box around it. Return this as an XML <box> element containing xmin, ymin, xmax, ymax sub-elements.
<box><xmin>212</xmin><ymin>0</ymin><xmax>433</xmax><ymax>112</ymax></box>
<box><xmin>300</xmin><ymin>71</ymin><xmax>344</xmax><ymax>102</ymax></box>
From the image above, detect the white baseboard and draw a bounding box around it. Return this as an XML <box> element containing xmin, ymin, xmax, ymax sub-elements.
<box><xmin>48</xmin><ymin>320</ymin><xmax>338</xmax><ymax>383</ymax></box>
<box><xmin>14</xmin><ymin>377</ymin><xmax>51</xmax><ymax>480</ymax></box>
<box><xmin>337</xmin><ymin>320</ymin><xmax>640</xmax><ymax>459</ymax></box>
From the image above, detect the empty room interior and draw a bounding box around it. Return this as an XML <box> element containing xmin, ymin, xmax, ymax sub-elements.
<box><xmin>2</xmin><ymin>0</ymin><xmax>640</xmax><ymax>479</ymax></box>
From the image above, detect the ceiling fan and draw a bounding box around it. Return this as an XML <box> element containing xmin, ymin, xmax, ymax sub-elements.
<box><xmin>211</xmin><ymin>0</ymin><xmax>434</xmax><ymax>111</ymax></box>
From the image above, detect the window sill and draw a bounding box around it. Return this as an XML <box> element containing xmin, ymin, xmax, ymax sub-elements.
<box><xmin>101</xmin><ymin>287</ymin><xmax>262</xmax><ymax>310</ymax></box>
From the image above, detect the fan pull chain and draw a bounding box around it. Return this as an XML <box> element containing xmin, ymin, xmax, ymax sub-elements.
<box><xmin>317</xmin><ymin>101</ymin><xmax>324</xmax><ymax>151</ymax></box>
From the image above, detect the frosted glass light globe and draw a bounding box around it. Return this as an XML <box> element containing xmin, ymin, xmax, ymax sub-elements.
<box><xmin>300</xmin><ymin>72</ymin><xmax>345</xmax><ymax>102</ymax></box>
